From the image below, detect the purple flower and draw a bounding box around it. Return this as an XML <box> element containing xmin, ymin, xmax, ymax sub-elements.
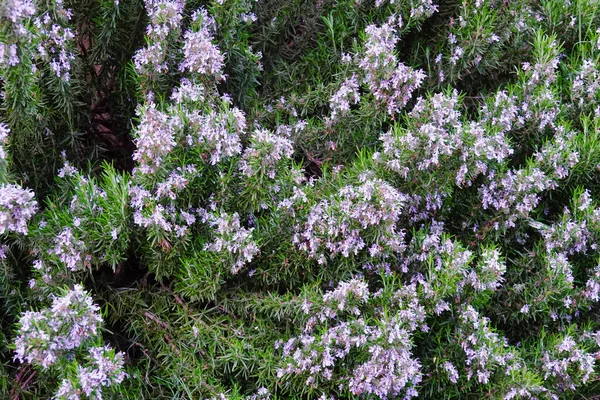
<box><xmin>0</xmin><ymin>183</ymin><xmax>37</xmax><ymax>235</ymax></box>
<box><xmin>359</xmin><ymin>17</ymin><xmax>425</xmax><ymax>115</ymax></box>
<box><xmin>132</xmin><ymin>103</ymin><xmax>180</xmax><ymax>175</ymax></box>
<box><xmin>14</xmin><ymin>285</ymin><xmax>103</xmax><ymax>368</ymax></box>
<box><xmin>328</xmin><ymin>74</ymin><xmax>361</xmax><ymax>123</ymax></box>
<box><xmin>181</xmin><ymin>10</ymin><xmax>224</xmax><ymax>78</ymax></box>
<box><xmin>204</xmin><ymin>211</ymin><xmax>260</xmax><ymax>274</ymax></box>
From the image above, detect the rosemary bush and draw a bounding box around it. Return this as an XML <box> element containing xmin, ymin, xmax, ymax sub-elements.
<box><xmin>2</xmin><ymin>0</ymin><xmax>600</xmax><ymax>399</ymax></box>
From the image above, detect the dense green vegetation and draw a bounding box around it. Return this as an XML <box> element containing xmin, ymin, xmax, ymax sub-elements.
<box><xmin>3</xmin><ymin>0</ymin><xmax>600</xmax><ymax>399</ymax></box>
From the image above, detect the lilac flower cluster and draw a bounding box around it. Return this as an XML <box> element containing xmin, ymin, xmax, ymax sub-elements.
<box><xmin>541</xmin><ymin>215</ymin><xmax>591</xmax><ymax>257</ymax></box>
<box><xmin>359</xmin><ymin>17</ymin><xmax>426</xmax><ymax>115</ymax></box>
<box><xmin>275</xmin><ymin>172</ymin><xmax>312</xmax><ymax>219</ymax></box>
<box><xmin>57</xmin><ymin>157</ymin><xmax>78</xmax><ymax>179</ymax></box>
<box><xmin>55</xmin><ymin>346</ymin><xmax>126</xmax><ymax>400</ymax></box>
<box><xmin>327</xmin><ymin>74</ymin><xmax>360</xmax><ymax>123</ymax></box>
<box><xmin>239</xmin><ymin>128</ymin><xmax>294</xmax><ymax>179</ymax></box>
<box><xmin>171</xmin><ymin>78</ymin><xmax>205</xmax><ymax>104</ymax></box>
<box><xmin>409</xmin><ymin>0</ymin><xmax>438</xmax><ymax>18</ymax></box>
<box><xmin>479</xmin><ymin>91</ymin><xmax>522</xmax><ymax>134</ymax></box>
<box><xmin>584</xmin><ymin>262</ymin><xmax>600</xmax><ymax>302</ymax></box>
<box><xmin>442</xmin><ymin>361</ymin><xmax>459</xmax><ymax>383</ymax></box>
<box><xmin>349</xmin><ymin>343</ymin><xmax>421</xmax><ymax>398</ymax></box>
<box><xmin>319</xmin><ymin>277</ymin><xmax>370</xmax><ymax>317</ymax></box>
<box><xmin>399</xmin><ymin>221</ymin><xmax>445</xmax><ymax>269</ymax></box>
<box><xmin>14</xmin><ymin>285</ymin><xmax>103</xmax><ymax>368</ymax></box>
<box><xmin>133</xmin><ymin>0</ymin><xmax>185</xmax><ymax>76</ymax></box>
<box><xmin>0</xmin><ymin>43</ymin><xmax>19</xmax><ymax>67</ymax></box>
<box><xmin>2</xmin><ymin>0</ymin><xmax>76</xmax><ymax>81</ymax></box>
<box><xmin>572</xmin><ymin>59</ymin><xmax>600</xmax><ymax>112</ymax></box>
<box><xmin>349</xmin><ymin>286</ymin><xmax>424</xmax><ymax>398</ymax></box>
<box><xmin>379</xmin><ymin>90</ymin><xmax>462</xmax><ymax>178</ymax></box>
<box><xmin>447</xmin><ymin>34</ymin><xmax>464</xmax><ymax>67</ymax></box>
<box><xmin>2</xmin><ymin>0</ymin><xmax>36</xmax><ymax>35</ymax></box>
<box><xmin>130</xmin><ymin>45</ymin><xmax>247</xmax><ymax>244</ymax></box>
<box><xmin>278</xmin><ymin>318</ymin><xmax>371</xmax><ymax>382</ymax></box>
<box><xmin>457</xmin><ymin>305</ymin><xmax>518</xmax><ymax>385</ymax></box>
<box><xmin>522</xmin><ymin>41</ymin><xmax>561</xmax><ymax>89</ymax></box>
<box><xmin>534</xmin><ymin>191</ymin><xmax>600</xmax><ymax>304</ymax></box>
<box><xmin>277</xmin><ymin>279</ymin><xmax>424</xmax><ymax>398</ymax></box>
<box><xmin>201</xmin><ymin>210</ymin><xmax>260</xmax><ymax>274</ymax></box>
<box><xmin>0</xmin><ymin>183</ymin><xmax>38</xmax><ymax>235</ymax></box>
<box><xmin>542</xmin><ymin>334</ymin><xmax>599</xmax><ymax>391</ymax></box>
<box><xmin>132</xmin><ymin>103</ymin><xmax>181</xmax><ymax>175</ymax></box>
<box><xmin>409</xmin><ymin>232</ymin><xmax>474</xmax><ymax>298</ymax></box>
<box><xmin>131</xmin><ymin>167</ymin><xmax>198</xmax><ymax>237</ymax></box>
<box><xmin>132</xmin><ymin>202</ymin><xmax>172</xmax><ymax>233</ymax></box>
<box><xmin>407</xmin><ymin>228</ymin><xmax>505</xmax><ymax>302</ymax></box>
<box><xmin>468</xmin><ymin>248</ymin><xmax>506</xmax><ymax>292</ymax></box>
<box><xmin>520</xmin><ymin>41</ymin><xmax>562</xmax><ymax>132</ymax></box>
<box><xmin>293</xmin><ymin>175</ymin><xmax>407</xmax><ymax>264</ymax></box>
<box><xmin>480</xmin><ymin>167</ymin><xmax>556</xmax><ymax>229</ymax></box>
<box><xmin>373</xmin><ymin>0</ymin><xmax>438</xmax><ymax>21</ymax></box>
<box><xmin>472</xmin><ymin>106</ymin><xmax>516</xmax><ymax>167</ymax></box>
<box><xmin>185</xmin><ymin>104</ymin><xmax>245</xmax><ymax>165</ymax></box>
<box><xmin>35</xmin><ymin>13</ymin><xmax>76</xmax><ymax>81</ymax></box>
<box><xmin>155</xmin><ymin>166</ymin><xmax>197</xmax><ymax>200</ymax></box>
<box><xmin>503</xmin><ymin>384</ymin><xmax>557</xmax><ymax>400</ymax></box>
<box><xmin>246</xmin><ymin>387</ymin><xmax>271</xmax><ymax>400</ymax></box>
<box><xmin>181</xmin><ymin>9</ymin><xmax>224</xmax><ymax>78</ymax></box>
<box><xmin>581</xmin><ymin>197</ymin><xmax>600</xmax><ymax>295</ymax></box>
<box><xmin>472</xmin><ymin>50</ymin><xmax>574</xmax><ymax>231</ymax></box>
<box><xmin>51</xmin><ymin>227</ymin><xmax>90</xmax><ymax>271</ymax></box>
<box><xmin>131</xmin><ymin>55</ymin><xmax>246</xmax><ymax>239</ymax></box>
<box><xmin>403</xmin><ymin>191</ymin><xmax>446</xmax><ymax>224</ymax></box>
<box><xmin>379</xmin><ymin>89</ymin><xmax>514</xmax><ymax>189</ymax></box>
<box><xmin>30</xmin><ymin>258</ymin><xmax>53</xmax><ymax>289</ymax></box>
<box><xmin>534</xmin><ymin>127</ymin><xmax>579</xmax><ymax>180</ymax></box>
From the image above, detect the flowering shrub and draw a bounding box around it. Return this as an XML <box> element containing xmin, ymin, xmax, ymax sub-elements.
<box><xmin>3</xmin><ymin>0</ymin><xmax>600</xmax><ymax>399</ymax></box>
<box><xmin>14</xmin><ymin>285</ymin><xmax>125</xmax><ymax>399</ymax></box>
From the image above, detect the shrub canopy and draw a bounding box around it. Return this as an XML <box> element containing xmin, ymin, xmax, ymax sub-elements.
<box><xmin>3</xmin><ymin>0</ymin><xmax>600</xmax><ymax>399</ymax></box>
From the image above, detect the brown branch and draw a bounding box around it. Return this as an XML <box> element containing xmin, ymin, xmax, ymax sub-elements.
<box><xmin>144</xmin><ymin>311</ymin><xmax>169</xmax><ymax>330</ymax></box>
<box><xmin>10</xmin><ymin>365</ymin><xmax>36</xmax><ymax>400</ymax></box>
